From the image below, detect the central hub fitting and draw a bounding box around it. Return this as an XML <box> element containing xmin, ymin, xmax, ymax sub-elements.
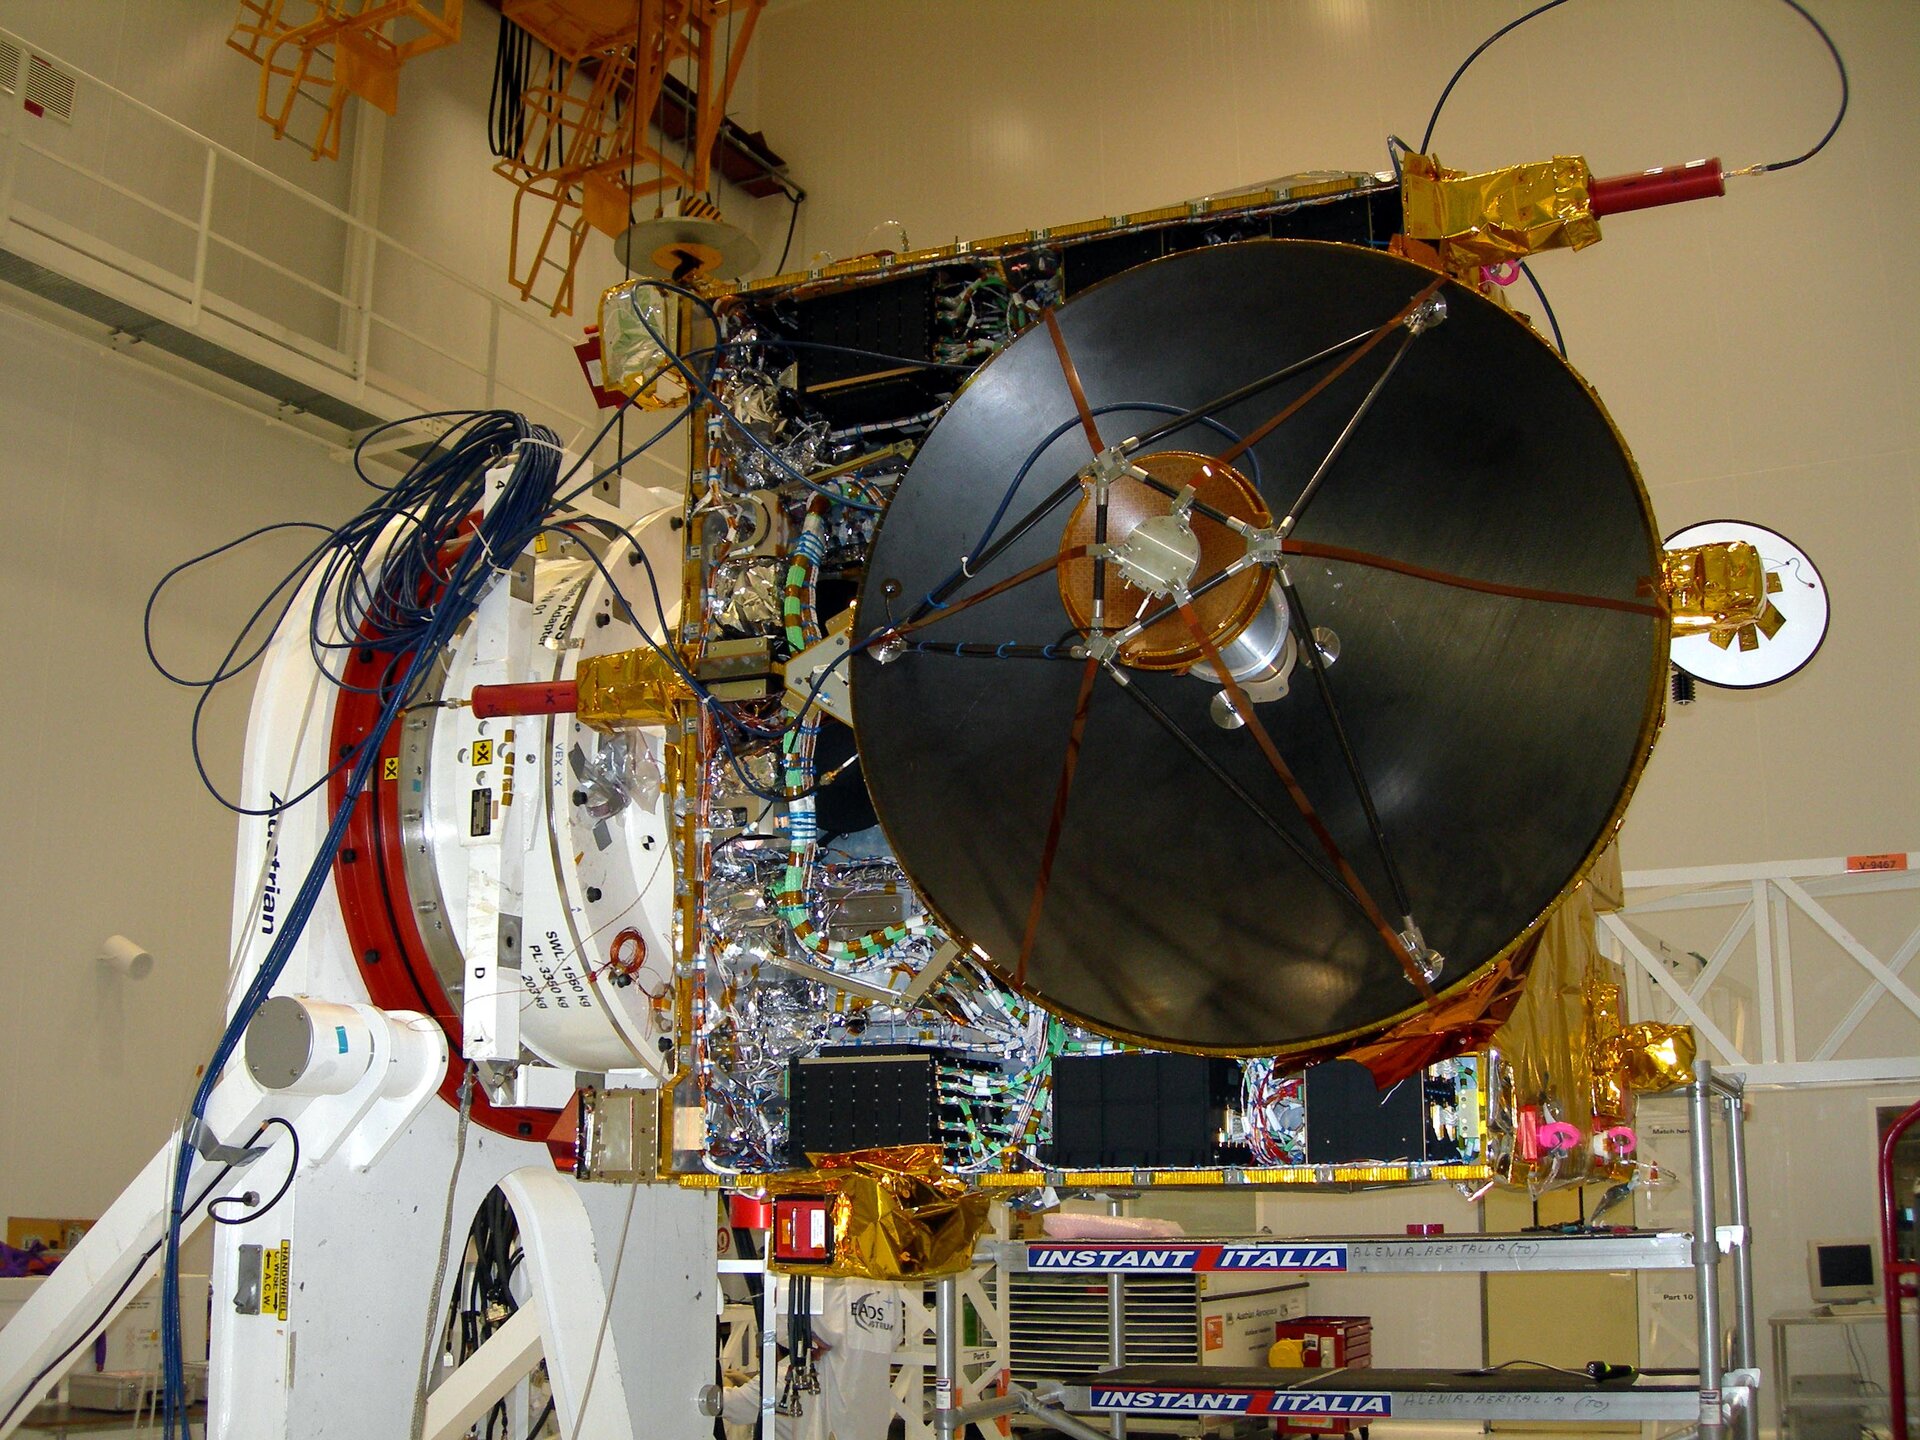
<box><xmin>1112</xmin><ymin>511</ymin><xmax>1201</xmax><ymax>597</ymax></box>
<box><xmin>1058</xmin><ymin>450</ymin><xmax>1272</xmax><ymax>671</ymax></box>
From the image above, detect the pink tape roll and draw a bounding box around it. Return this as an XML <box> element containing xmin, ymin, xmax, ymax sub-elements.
<box><xmin>1537</xmin><ymin>1121</ymin><xmax>1583</xmax><ymax>1153</ymax></box>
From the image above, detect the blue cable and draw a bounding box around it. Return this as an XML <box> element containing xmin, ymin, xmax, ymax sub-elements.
<box><xmin>623</xmin><ymin>282</ymin><xmax>887</xmax><ymax>514</ymax></box>
<box><xmin>160</xmin><ymin>415</ymin><xmax>568</xmax><ymax>1434</ymax></box>
<box><xmin>922</xmin><ymin>400</ymin><xmax>1255</xmax><ymax>621</ymax></box>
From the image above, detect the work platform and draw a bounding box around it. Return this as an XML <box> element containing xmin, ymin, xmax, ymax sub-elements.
<box><xmin>993</xmin><ymin>1228</ymin><xmax>1727</xmax><ymax>1275</ymax></box>
<box><xmin>1064</xmin><ymin>1364</ymin><xmax>1742</xmax><ymax>1425</ymax></box>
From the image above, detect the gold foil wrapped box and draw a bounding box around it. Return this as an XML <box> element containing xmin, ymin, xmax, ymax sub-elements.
<box><xmin>770</xmin><ymin>1145</ymin><xmax>990</xmax><ymax>1281</ymax></box>
<box><xmin>1662</xmin><ymin>542</ymin><xmax>1768</xmax><ymax>637</ymax></box>
<box><xmin>1599</xmin><ymin>1022</ymin><xmax>1697</xmax><ymax>1093</ymax></box>
<box><xmin>576</xmin><ymin>646</ymin><xmax>692</xmax><ymax>731</ymax></box>
<box><xmin>1401</xmin><ymin>151</ymin><xmax>1600</xmax><ymax>266</ymax></box>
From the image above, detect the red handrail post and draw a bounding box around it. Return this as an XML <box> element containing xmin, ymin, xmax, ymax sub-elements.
<box><xmin>1883</xmin><ymin>1097</ymin><xmax>1920</xmax><ymax>1440</ymax></box>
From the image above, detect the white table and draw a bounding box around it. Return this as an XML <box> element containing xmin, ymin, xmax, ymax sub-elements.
<box><xmin>1769</xmin><ymin>1302</ymin><xmax>1918</xmax><ymax>1440</ymax></box>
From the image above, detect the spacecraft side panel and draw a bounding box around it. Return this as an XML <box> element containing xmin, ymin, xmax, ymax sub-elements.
<box><xmin>682</xmin><ymin>193</ymin><xmax>1529</xmax><ymax>1178</ymax></box>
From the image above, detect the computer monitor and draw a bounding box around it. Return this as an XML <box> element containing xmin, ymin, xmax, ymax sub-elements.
<box><xmin>1806</xmin><ymin>1238</ymin><xmax>1879</xmax><ymax>1305</ymax></box>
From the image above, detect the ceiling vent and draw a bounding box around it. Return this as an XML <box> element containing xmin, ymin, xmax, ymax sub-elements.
<box><xmin>0</xmin><ymin>39</ymin><xmax>22</xmax><ymax>95</ymax></box>
<box><xmin>23</xmin><ymin>52</ymin><xmax>76</xmax><ymax>124</ymax></box>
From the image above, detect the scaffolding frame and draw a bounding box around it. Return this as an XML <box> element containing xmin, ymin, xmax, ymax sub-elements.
<box><xmin>227</xmin><ymin>0</ymin><xmax>463</xmax><ymax>160</ymax></box>
<box><xmin>493</xmin><ymin>0</ymin><xmax>763</xmax><ymax>314</ymax></box>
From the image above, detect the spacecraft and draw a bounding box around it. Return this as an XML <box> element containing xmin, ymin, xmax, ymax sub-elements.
<box><xmin>0</xmin><ymin>3</ymin><xmax>1851</xmax><ymax>1429</ymax></box>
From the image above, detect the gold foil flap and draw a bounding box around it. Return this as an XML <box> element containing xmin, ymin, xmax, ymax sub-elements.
<box><xmin>576</xmin><ymin>646</ymin><xmax>692</xmax><ymax>730</ymax></box>
<box><xmin>1586</xmin><ymin>839</ymin><xmax>1625</xmax><ymax>914</ymax></box>
<box><xmin>1662</xmin><ymin>542</ymin><xmax>1768</xmax><ymax>637</ymax></box>
<box><xmin>1338</xmin><ymin>940</ymin><xmax>1532</xmax><ymax>1089</ymax></box>
<box><xmin>1400</xmin><ymin>151</ymin><xmax>1600</xmax><ymax>266</ymax></box>
<box><xmin>1598</xmin><ymin>1022</ymin><xmax>1696</xmax><ymax>1093</ymax></box>
<box><xmin>769</xmin><ymin>1145</ymin><xmax>990</xmax><ymax>1280</ymax></box>
<box><xmin>1489</xmin><ymin>877</ymin><xmax>1637</xmax><ymax>1190</ymax></box>
<box><xmin>1585</xmin><ymin>981</ymin><xmax>1628</xmax><ymax>1124</ymax></box>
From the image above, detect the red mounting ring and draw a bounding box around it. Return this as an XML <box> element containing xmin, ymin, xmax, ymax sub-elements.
<box><xmin>329</xmin><ymin>639</ymin><xmax>572</xmax><ymax>1163</ymax></box>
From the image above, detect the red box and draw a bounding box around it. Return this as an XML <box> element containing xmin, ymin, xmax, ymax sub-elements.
<box><xmin>1272</xmin><ymin>1317</ymin><xmax>1372</xmax><ymax>1433</ymax></box>
<box><xmin>728</xmin><ymin>1193</ymin><xmax>773</xmax><ymax>1231</ymax></box>
<box><xmin>771</xmin><ymin>1196</ymin><xmax>833</xmax><ymax>1264</ymax></box>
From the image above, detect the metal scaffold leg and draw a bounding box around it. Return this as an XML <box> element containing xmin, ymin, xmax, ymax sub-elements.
<box><xmin>934</xmin><ymin>1276</ymin><xmax>960</xmax><ymax>1440</ymax></box>
<box><xmin>1722</xmin><ymin>1075</ymin><xmax>1759</xmax><ymax>1440</ymax></box>
<box><xmin>1108</xmin><ymin>1197</ymin><xmax>1126</xmax><ymax>1440</ymax></box>
<box><xmin>1691</xmin><ymin>1059</ymin><xmax>1727</xmax><ymax>1440</ymax></box>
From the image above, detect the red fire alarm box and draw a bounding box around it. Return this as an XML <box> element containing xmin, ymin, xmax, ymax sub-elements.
<box><xmin>1270</xmin><ymin>1316</ymin><xmax>1373</xmax><ymax>1433</ymax></box>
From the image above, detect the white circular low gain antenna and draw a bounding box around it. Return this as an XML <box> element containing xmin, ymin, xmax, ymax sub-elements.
<box><xmin>613</xmin><ymin>197</ymin><xmax>761</xmax><ymax>284</ymax></box>
<box><xmin>1664</xmin><ymin>520</ymin><xmax>1829</xmax><ymax>688</ymax></box>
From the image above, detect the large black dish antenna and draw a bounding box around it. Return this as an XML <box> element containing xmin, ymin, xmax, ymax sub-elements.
<box><xmin>853</xmin><ymin>240</ymin><xmax>1667</xmax><ymax>1056</ymax></box>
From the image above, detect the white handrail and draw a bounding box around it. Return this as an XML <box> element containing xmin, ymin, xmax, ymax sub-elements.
<box><xmin>1608</xmin><ymin>855</ymin><xmax>1920</xmax><ymax>1088</ymax></box>
<box><xmin>0</xmin><ymin>22</ymin><xmax>594</xmax><ymax>437</ymax></box>
<box><xmin>0</xmin><ymin>24</ymin><xmax>575</xmax><ymax>339</ymax></box>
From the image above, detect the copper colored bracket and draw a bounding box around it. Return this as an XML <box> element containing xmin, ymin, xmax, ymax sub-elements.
<box><xmin>1043</xmin><ymin>308</ymin><xmax>1106</xmax><ymax>455</ymax></box>
<box><xmin>1014</xmin><ymin>655</ymin><xmax>1102</xmax><ymax>990</ymax></box>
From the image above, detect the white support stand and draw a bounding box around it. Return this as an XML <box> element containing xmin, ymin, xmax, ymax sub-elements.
<box><xmin>424</xmin><ymin>1307</ymin><xmax>544</xmax><ymax>1440</ymax></box>
<box><xmin>0</xmin><ymin>1006</ymin><xmax>445</xmax><ymax>1439</ymax></box>
<box><xmin>0</xmin><ymin>1107</ymin><xmax>267</xmax><ymax>1435</ymax></box>
<box><xmin>422</xmin><ymin>1167</ymin><xmax>639</xmax><ymax>1440</ymax></box>
<box><xmin>499</xmin><ymin>1167</ymin><xmax>633</xmax><ymax>1436</ymax></box>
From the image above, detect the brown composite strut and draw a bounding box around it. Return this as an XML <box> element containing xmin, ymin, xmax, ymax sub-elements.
<box><xmin>1174</xmin><ymin>600</ymin><xmax>1437</xmax><ymax>1000</ymax></box>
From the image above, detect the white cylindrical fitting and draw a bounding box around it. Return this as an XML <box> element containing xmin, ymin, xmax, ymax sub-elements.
<box><xmin>380</xmin><ymin>1011</ymin><xmax>447</xmax><ymax>1100</ymax></box>
<box><xmin>244</xmin><ymin>996</ymin><xmax>377</xmax><ymax>1094</ymax></box>
<box><xmin>98</xmin><ymin>934</ymin><xmax>154</xmax><ymax>979</ymax></box>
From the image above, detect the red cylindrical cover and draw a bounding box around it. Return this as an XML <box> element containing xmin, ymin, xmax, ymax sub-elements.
<box><xmin>470</xmin><ymin>680</ymin><xmax>579</xmax><ymax>718</ymax></box>
<box><xmin>729</xmin><ymin>1192</ymin><xmax>774</xmax><ymax>1230</ymax></box>
<box><xmin>1589</xmin><ymin>159</ymin><xmax>1726</xmax><ymax>217</ymax></box>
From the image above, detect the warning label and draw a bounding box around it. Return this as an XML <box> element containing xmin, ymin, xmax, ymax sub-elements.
<box><xmin>472</xmin><ymin>739</ymin><xmax>495</xmax><ymax>767</ymax></box>
<box><xmin>260</xmin><ymin>1240</ymin><xmax>290</xmax><ymax>1321</ymax></box>
<box><xmin>382</xmin><ymin>756</ymin><xmax>400</xmax><ymax>781</ymax></box>
<box><xmin>1847</xmin><ymin>853</ymin><xmax>1907</xmax><ymax>873</ymax></box>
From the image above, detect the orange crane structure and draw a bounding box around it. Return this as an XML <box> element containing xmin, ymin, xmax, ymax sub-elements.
<box><xmin>227</xmin><ymin>0</ymin><xmax>463</xmax><ymax>160</ymax></box>
<box><xmin>495</xmin><ymin>0</ymin><xmax>766</xmax><ymax>314</ymax></box>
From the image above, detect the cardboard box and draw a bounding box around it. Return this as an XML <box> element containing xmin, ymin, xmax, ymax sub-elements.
<box><xmin>6</xmin><ymin>1217</ymin><xmax>93</xmax><ymax>1255</ymax></box>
